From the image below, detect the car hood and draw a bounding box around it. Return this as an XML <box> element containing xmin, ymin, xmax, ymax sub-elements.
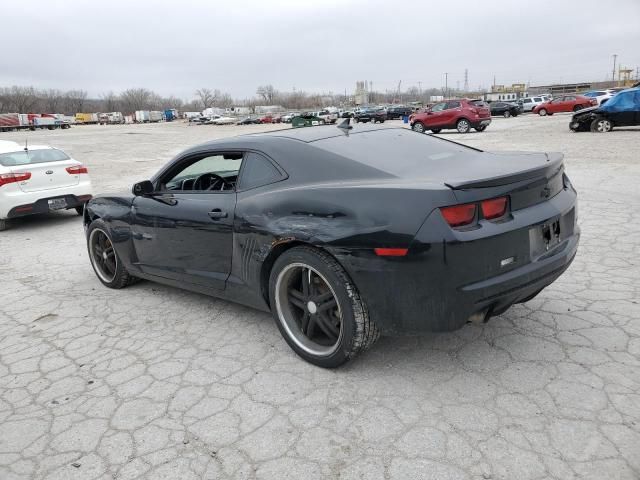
<box><xmin>572</xmin><ymin>105</ymin><xmax>599</xmax><ymax>118</ymax></box>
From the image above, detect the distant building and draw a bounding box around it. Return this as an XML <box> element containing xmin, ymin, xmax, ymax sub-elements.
<box><xmin>354</xmin><ymin>81</ymin><xmax>369</xmax><ymax>106</ymax></box>
<box><xmin>484</xmin><ymin>83</ymin><xmax>528</xmax><ymax>102</ymax></box>
<box><xmin>528</xmin><ymin>80</ymin><xmax>617</xmax><ymax>96</ymax></box>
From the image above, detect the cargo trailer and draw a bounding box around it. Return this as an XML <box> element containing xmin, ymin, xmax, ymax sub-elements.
<box><xmin>149</xmin><ymin>111</ymin><xmax>163</xmax><ymax>123</ymax></box>
<box><xmin>135</xmin><ymin>110</ymin><xmax>150</xmax><ymax>123</ymax></box>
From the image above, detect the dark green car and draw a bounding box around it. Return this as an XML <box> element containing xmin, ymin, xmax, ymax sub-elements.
<box><xmin>291</xmin><ymin>113</ymin><xmax>326</xmax><ymax>128</ymax></box>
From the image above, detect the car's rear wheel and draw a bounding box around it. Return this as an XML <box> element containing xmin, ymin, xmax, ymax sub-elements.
<box><xmin>590</xmin><ymin>118</ymin><xmax>612</xmax><ymax>133</ymax></box>
<box><xmin>538</xmin><ymin>108</ymin><xmax>547</xmax><ymax>116</ymax></box>
<box><xmin>269</xmin><ymin>246</ymin><xmax>380</xmax><ymax>368</ymax></box>
<box><xmin>412</xmin><ymin>122</ymin><xmax>425</xmax><ymax>133</ymax></box>
<box><xmin>0</xmin><ymin>219</ymin><xmax>8</xmax><ymax>231</ymax></box>
<box><xmin>503</xmin><ymin>110</ymin><xmax>511</xmax><ymax>118</ymax></box>
<box><xmin>456</xmin><ymin>118</ymin><xmax>471</xmax><ymax>133</ymax></box>
<box><xmin>87</xmin><ymin>219</ymin><xmax>137</xmax><ymax>289</ymax></box>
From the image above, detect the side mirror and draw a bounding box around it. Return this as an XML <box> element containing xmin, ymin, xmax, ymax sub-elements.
<box><xmin>132</xmin><ymin>180</ymin><xmax>154</xmax><ymax>196</ymax></box>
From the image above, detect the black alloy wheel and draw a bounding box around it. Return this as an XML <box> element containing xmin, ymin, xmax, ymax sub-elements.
<box><xmin>269</xmin><ymin>247</ymin><xmax>379</xmax><ymax>367</ymax></box>
<box><xmin>87</xmin><ymin>219</ymin><xmax>137</xmax><ymax>289</ymax></box>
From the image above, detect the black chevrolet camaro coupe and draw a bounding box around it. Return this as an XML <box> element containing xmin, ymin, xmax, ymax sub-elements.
<box><xmin>84</xmin><ymin>126</ymin><xmax>579</xmax><ymax>367</ymax></box>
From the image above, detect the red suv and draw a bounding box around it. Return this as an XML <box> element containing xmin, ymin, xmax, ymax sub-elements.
<box><xmin>533</xmin><ymin>95</ymin><xmax>596</xmax><ymax>116</ymax></box>
<box><xmin>410</xmin><ymin>99</ymin><xmax>491</xmax><ymax>134</ymax></box>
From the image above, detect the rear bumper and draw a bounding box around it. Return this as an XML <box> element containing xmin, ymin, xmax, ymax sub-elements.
<box><xmin>5</xmin><ymin>193</ymin><xmax>92</xmax><ymax>219</ymax></box>
<box><xmin>471</xmin><ymin>118</ymin><xmax>492</xmax><ymax>128</ymax></box>
<box><xmin>332</xmin><ymin>187</ymin><xmax>579</xmax><ymax>335</ymax></box>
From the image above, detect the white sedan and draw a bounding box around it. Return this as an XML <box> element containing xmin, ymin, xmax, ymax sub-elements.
<box><xmin>0</xmin><ymin>140</ymin><xmax>93</xmax><ymax>231</ymax></box>
<box><xmin>211</xmin><ymin>116</ymin><xmax>237</xmax><ymax>125</ymax></box>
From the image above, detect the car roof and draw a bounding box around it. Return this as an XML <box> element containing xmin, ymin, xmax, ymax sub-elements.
<box><xmin>0</xmin><ymin>142</ymin><xmax>53</xmax><ymax>154</ymax></box>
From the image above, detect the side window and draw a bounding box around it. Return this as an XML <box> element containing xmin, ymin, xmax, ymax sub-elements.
<box><xmin>431</xmin><ymin>102</ymin><xmax>447</xmax><ymax>112</ymax></box>
<box><xmin>565</xmin><ymin>96</ymin><xmax>575</xmax><ymax>101</ymax></box>
<box><xmin>446</xmin><ymin>101</ymin><xmax>461</xmax><ymax>109</ymax></box>
<box><xmin>238</xmin><ymin>152</ymin><xmax>283</xmax><ymax>190</ymax></box>
<box><xmin>162</xmin><ymin>153</ymin><xmax>243</xmax><ymax>192</ymax></box>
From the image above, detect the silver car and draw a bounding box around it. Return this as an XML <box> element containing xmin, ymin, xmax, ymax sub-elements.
<box><xmin>518</xmin><ymin>96</ymin><xmax>550</xmax><ymax>112</ymax></box>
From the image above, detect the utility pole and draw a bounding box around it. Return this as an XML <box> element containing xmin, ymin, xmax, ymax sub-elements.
<box><xmin>418</xmin><ymin>81</ymin><xmax>422</xmax><ymax>95</ymax></box>
<box><xmin>464</xmin><ymin>69</ymin><xmax>469</xmax><ymax>92</ymax></box>
<box><xmin>444</xmin><ymin>72</ymin><xmax>449</xmax><ymax>99</ymax></box>
<box><xmin>612</xmin><ymin>54</ymin><xmax>618</xmax><ymax>82</ymax></box>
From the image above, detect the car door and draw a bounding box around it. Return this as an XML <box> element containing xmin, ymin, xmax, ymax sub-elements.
<box><xmin>130</xmin><ymin>151</ymin><xmax>242</xmax><ymax>290</ymax></box>
<box><xmin>441</xmin><ymin>101</ymin><xmax>462</xmax><ymax>126</ymax></box>
<box><xmin>424</xmin><ymin>102</ymin><xmax>447</xmax><ymax>127</ymax></box>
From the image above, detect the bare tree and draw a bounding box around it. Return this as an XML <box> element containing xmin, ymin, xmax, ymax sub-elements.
<box><xmin>42</xmin><ymin>89</ymin><xmax>64</xmax><ymax>113</ymax></box>
<box><xmin>256</xmin><ymin>85</ymin><xmax>276</xmax><ymax>104</ymax></box>
<box><xmin>119</xmin><ymin>88</ymin><xmax>154</xmax><ymax>113</ymax></box>
<box><xmin>195</xmin><ymin>88</ymin><xmax>216</xmax><ymax>109</ymax></box>
<box><xmin>162</xmin><ymin>96</ymin><xmax>183</xmax><ymax>110</ymax></box>
<box><xmin>101</xmin><ymin>91</ymin><xmax>120</xmax><ymax>112</ymax></box>
<box><xmin>64</xmin><ymin>89</ymin><xmax>88</xmax><ymax>113</ymax></box>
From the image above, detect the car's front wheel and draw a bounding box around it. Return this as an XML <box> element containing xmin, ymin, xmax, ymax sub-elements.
<box><xmin>412</xmin><ymin>121</ymin><xmax>425</xmax><ymax>133</ymax></box>
<box><xmin>590</xmin><ymin>118</ymin><xmax>612</xmax><ymax>133</ymax></box>
<box><xmin>269</xmin><ymin>246</ymin><xmax>380</xmax><ymax>368</ymax></box>
<box><xmin>87</xmin><ymin>219</ymin><xmax>137</xmax><ymax>289</ymax></box>
<box><xmin>503</xmin><ymin>110</ymin><xmax>511</xmax><ymax>118</ymax></box>
<box><xmin>573</xmin><ymin>105</ymin><xmax>584</xmax><ymax>112</ymax></box>
<box><xmin>456</xmin><ymin>118</ymin><xmax>471</xmax><ymax>133</ymax></box>
<box><xmin>475</xmin><ymin>125</ymin><xmax>487</xmax><ymax>132</ymax></box>
<box><xmin>538</xmin><ymin>108</ymin><xmax>547</xmax><ymax>116</ymax></box>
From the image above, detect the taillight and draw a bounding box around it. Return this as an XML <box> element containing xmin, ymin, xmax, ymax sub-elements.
<box><xmin>440</xmin><ymin>203</ymin><xmax>476</xmax><ymax>227</ymax></box>
<box><xmin>481</xmin><ymin>197</ymin><xmax>508</xmax><ymax>219</ymax></box>
<box><xmin>374</xmin><ymin>248</ymin><xmax>408</xmax><ymax>257</ymax></box>
<box><xmin>0</xmin><ymin>172</ymin><xmax>31</xmax><ymax>187</ymax></box>
<box><xmin>66</xmin><ymin>165</ymin><xmax>88</xmax><ymax>174</ymax></box>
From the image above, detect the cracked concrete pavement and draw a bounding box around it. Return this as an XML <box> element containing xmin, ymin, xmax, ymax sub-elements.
<box><xmin>0</xmin><ymin>116</ymin><xmax>639</xmax><ymax>479</ymax></box>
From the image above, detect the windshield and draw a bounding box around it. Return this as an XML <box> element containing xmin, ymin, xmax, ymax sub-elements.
<box><xmin>0</xmin><ymin>148</ymin><xmax>70</xmax><ymax>167</ymax></box>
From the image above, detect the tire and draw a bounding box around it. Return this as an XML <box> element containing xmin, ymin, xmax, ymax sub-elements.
<box><xmin>456</xmin><ymin>118</ymin><xmax>471</xmax><ymax>133</ymax></box>
<box><xmin>269</xmin><ymin>246</ymin><xmax>380</xmax><ymax>368</ymax></box>
<box><xmin>431</xmin><ymin>129</ymin><xmax>442</xmax><ymax>133</ymax></box>
<box><xmin>87</xmin><ymin>219</ymin><xmax>137</xmax><ymax>289</ymax></box>
<box><xmin>0</xmin><ymin>219</ymin><xmax>8</xmax><ymax>231</ymax></box>
<box><xmin>379</xmin><ymin>119</ymin><xmax>384</xmax><ymax>123</ymax></box>
<box><xmin>475</xmin><ymin>125</ymin><xmax>487</xmax><ymax>132</ymax></box>
<box><xmin>538</xmin><ymin>108</ymin><xmax>547</xmax><ymax>116</ymax></box>
<box><xmin>503</xmin><ymin>110</ymin><xmax>511</xmax><ymax>118</ymax></box>
<box><xmin>75</xmin><ymin>205</ymin><xmax>85</xmax><ymax>216</ymax></box>
<box><xmin>412</xmin><ymin>122</ymin><xmax>425</xmax><ymax>133</ymax></box>
<box><xmin>573</xmin><ymin>105</ymin><xmax>583</xmax><ymax>112</ymax></box>
<box><xmin>354</xmin><ymin>118</ymin><xmax>359</xmax><ymax>123</ymax></box>
<box><xmin>590</xmin><ymin>118</ymin><xmax>612</xmax><ymax>133</ymax></box>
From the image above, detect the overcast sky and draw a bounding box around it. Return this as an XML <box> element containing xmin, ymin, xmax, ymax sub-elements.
<box><xmin>3</xmin><ymin>0</ymin><xmax>639</xmax><ymax>100</ymax></box>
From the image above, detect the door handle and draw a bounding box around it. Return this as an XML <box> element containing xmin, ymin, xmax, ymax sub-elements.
<box><xmin>208</xmin><ymin>209</ymin><xmax>228</xmax><ymax>219</ymax></box>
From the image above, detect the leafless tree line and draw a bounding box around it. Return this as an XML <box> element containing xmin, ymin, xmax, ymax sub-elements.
<box><xmin>0</xmin><ymin>83</ymin><xmax>446</xmax><ymax>115</ymax></box>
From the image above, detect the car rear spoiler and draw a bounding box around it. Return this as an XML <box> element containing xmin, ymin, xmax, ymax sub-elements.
<box><xmin>444</xmin><ymin>152</ymin><xmax>564</xmax><ymax>190</ymax></box>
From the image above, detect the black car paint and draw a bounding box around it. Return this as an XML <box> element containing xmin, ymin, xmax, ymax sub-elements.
<box><xmin>85</xmin><ymin>126</ymin><xmax>579</xmax><ymax>335</ymax></box>
<box><xmin>354</xmin><ymin>109</ymin><xmax>387</xmax><ymax>123</ymax></box>
<box><xmin>570</xmin><ymin>102</ymin><xmax>640</xmax><ymax>131</ymax></box>
<box><xmin>489</xmin><ymin>102</ymin><xmax>521</xmax><ymax>117</ymax></box>
<box><xmin>386</xmin><ymin>107</ymin><xmax>413</xmax><ymax>119</ymax></box>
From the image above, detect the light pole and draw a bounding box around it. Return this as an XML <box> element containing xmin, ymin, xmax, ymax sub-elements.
<box><xmin>612</xmin><ymin>54</ymin><xmax>618</xmax><ymax>83</ymax></box>
<box><xmin>444</xmin><ymin>73</ymin><xmax>449</xmax><ymax>99</ymax></box>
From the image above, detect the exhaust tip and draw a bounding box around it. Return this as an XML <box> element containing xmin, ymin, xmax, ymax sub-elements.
<box><xmin>468</xmin><ymin>310</ymin><xmax>489</xmax><ymax>325</ymax></box>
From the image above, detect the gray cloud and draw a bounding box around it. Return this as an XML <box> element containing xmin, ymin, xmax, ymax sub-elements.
<box><xmin>2</xmin><ymin>0</ymin><xmax>639</xmax><ymax>99</ymax></box>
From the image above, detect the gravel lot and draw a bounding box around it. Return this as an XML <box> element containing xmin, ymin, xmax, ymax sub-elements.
<box><xmin>1</xmin><ymin>115</ymin><xmax>639</xmax><ymax>480</ymax></box>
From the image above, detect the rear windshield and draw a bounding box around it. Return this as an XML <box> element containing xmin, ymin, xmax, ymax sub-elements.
<box><xmin>0</xmin><ymin>148</ymin><xmax>70</xmax><ymax>167</ymax></box>
<box><xmin>314</xmin><ymin>129</ymin><xmax>480</xmax><ymax>177</ymax></box>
